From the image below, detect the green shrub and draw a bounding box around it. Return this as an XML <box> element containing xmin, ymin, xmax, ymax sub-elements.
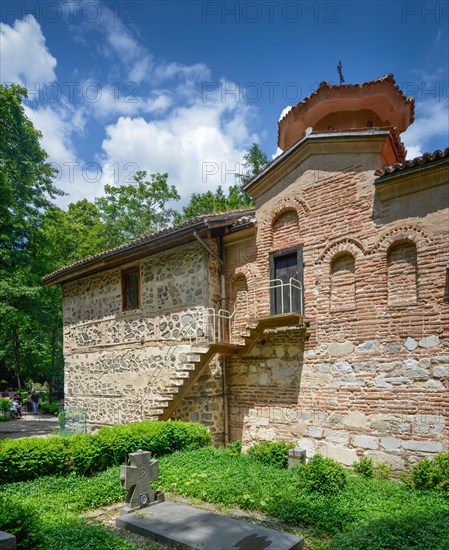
<box><xmin>405</xmin><ymin>453</ymin><xmax>449</xmax><ymax>494</ymax></box>
<box><xmin>374</xmin><ymin>461</ymin><xmax>392</xmax><ymax>479</ymax></box>
<box><xmin>0</xmin><ymin>437</ymin><xmax>70</xmax><ymax>482</ymax></box>
<box><xmin>0</xmin><ymin>398</ymin><xmax>11</xmax><ymax>416</ymax></box>
<box><xmin>0</xmin><ymin>420</ymin><xmax>211</xmax><ymax>484</ymax></box>
<box><xmin>40</xmin><ymin>403</ymin><xmax>59</xmax><ymax>415</ymax></box>
<box><xmin>226</xmin><ymin>439</ymin><xmax>242</xmax><ymax>456</ymax></box>
<box><xmin>352</xmin><ymin>456</ymin><xmax>374</xmax><ymax>478</ymax></box>
<box><xmin>247</xmin><ymin>440</ymin><xmax>294</xmax><ymax>468</ymax></box>
<box><xmin>0</xmin><ymin>496</ymin><xmax>43</xmax><ymax>549</ymax></box>
<box><xmin>298</xmin><ymin>454</ymin><xmax>347</xmax><ymax>495</ymax></box>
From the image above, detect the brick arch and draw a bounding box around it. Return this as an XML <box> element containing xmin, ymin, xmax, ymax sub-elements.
<box><xmin>330</xmin><ymin>252</ymin><xmax>356</xmax><ymax>310</ymax></box>
<box><xmin>371</xmin><ymin>225</ymin><xmax>432</xmax><ymax>254</ymax></box>
<box><xmin>318</xmin><ymin>238</ymin><xmax>366</xmax><ymax>265</ymax></box>
<box><xmin>257</xmin><ymin>198</ymin><xmax>309</xmax><ymax>271</ymax></box>
<box><xmin>387</xmin><ymin>240</ymin><xmax>418</xmax><ymax>305</ymax></box>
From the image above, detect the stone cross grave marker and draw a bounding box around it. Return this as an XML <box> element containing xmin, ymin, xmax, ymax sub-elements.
<box><xmin>120</xmin><ymin>449</ymin><xmax>164</xmax><ymax>514</ymax></box>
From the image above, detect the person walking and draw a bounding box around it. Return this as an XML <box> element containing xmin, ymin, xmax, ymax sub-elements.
<box><xmin>26</xmin><ymin>391</ymin><xmax>32</xmax><ymax>413</ymax></box>
<box><xmin>30</xmin><ymin>391</ymin><xmax>39</xmax><ymax>415</ymax></box>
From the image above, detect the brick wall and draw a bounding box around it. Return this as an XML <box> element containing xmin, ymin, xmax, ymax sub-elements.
<box><xmin>224</xmin><ymin>147</ymin><xmax>449</xmax><ymax>468</ymax></box>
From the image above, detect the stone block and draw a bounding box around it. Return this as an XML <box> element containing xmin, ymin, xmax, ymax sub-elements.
<box><xmin>343</xmin><ymin>412</ymin><xmax>368</xmax><ymax>429</ymax></box>
<box><xmin>333</xmin><ymin>361</ymin><xmax>352</xmax><ymax>374</ymax></box>
<box><xmin>0</xmin><ymin>532</ymin><xmax>16</xmax><ymax>550</ymax></box>
<box><xmin>352</xmin><ymin>435</ymin><xmax>378</xmax><ymax>450</ymax></box>
<box><xmin>366</xmin><ymin>451</ymin><xmax>405</xmax><ymax>471</ymax></box>
<box><xmin>288</xmin><ymin>447</ymin><xmax>307</xmax><ymax>468</ymax></box>
<box><xmin>296</xmin><ymin>438</ymin><xmax>316</xmax><ymax>457</ymax></box>
<box><xmin>317</xmin><ymin>443</ymin><xmax>357</xmax><ymax>466</ymax></box>
<box><xmin>405</xmin><ymin>337</ymin><xmax>418</xmax><ymax>351</ymax></box>
<box><xmin>355</xmin><ymin>340</ymin><xmax>379</xmax><ymax>353</ymax></box>
<box><xmin>380</xmin><ymin>436</ymin><xmax>403</xmax><ymax>453</ymax></box>
<box><xmin>327</xmin><ymin>341</ymin><xmax>354</xmax><ymax>356</ymax></box>
<box><xmin>418</xmin><ymin>335</ymin><xmax>440</xmax><ymax>349</ymax></box>
<box><xmin>327</xmin><ymin>430</ymin><xmax>350</xmax><ymax>446</ymax></box>
<box><xmin>402</xmin><ymin>440</ymin><xmax>443</xmax><ymax>453</ymax></box>
<box><xmin>433</xmin><ymin>367</ymin><xmax>449</xmax><ymax>379</ymax></box>
<box><xmin>307</xmin><ymin>426</ymin><xmax>323</xmax><ymax>438</ymax></box>
<box><xmin>386</xmin><ymin>342</ymin><xmax>402</xmax><ymax>352</ymax></box>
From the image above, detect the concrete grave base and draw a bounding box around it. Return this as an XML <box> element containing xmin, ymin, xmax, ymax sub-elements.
<box><xmin>116</xmin><ymin>501</ymin><xmax>304</xmax><ymax>549</ymax></box>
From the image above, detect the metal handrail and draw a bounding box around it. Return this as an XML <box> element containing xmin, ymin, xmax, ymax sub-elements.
<box><xmin>143</xmin><ymin>278</ymin><xmax>303</xmax><ymax>416</ymax></box>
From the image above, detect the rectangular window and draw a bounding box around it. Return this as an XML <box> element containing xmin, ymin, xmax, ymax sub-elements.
<box><xmin>269</xmin><ymin>246</ymin><xmax>304</xmax><ymax>315</ymax></box>
<box><xmin>121</xmin><ymin>267</ymin><xmax>140</xmax><ymax>310</ymax></box>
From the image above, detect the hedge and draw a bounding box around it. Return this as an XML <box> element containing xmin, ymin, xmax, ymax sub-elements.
<box><xmin>0</xmin><ymin>420</ymin><xmax>211</xmax><ymax>483</ymax></box>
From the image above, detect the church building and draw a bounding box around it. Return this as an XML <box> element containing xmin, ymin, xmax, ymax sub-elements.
<box><xmin>44</xmin><ymin>75</ymin><xmax>449</xmax><ymax>470</ymax></box>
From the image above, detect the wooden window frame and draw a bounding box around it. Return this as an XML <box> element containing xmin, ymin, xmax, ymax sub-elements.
<box><xmin>121</xmin><ymin>266</ymin><xmax>141</xmax><ymax>311</ymax></box>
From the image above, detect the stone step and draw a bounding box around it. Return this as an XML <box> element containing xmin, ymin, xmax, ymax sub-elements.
<box><xmin>153</xmin><ymin>396</ymin><xmax>173</xmax><ymax>404</ymax></box>
<box><xmin>160</xmin><ymin>387</ymin><xmax>179</xmax><ymax>394</ymax></box>
<box><xmin>177</xmin><ymin>363</ymin><xmax>196</xmax><ymax>371</ymax></box>
<box><xmin>191</xmin><ymin>346</ymin><xmax>210</xmax><ymax>354</ymax></box>
<box><xmin>147</xmin><ymin>408</ymin><xmax>164</xmax><ymax>416</ymax></box>
<box><xmin>178</xmin><ymin>353</ymin><xmax>202</xmax><ymax>363</ymax></box>
<box><xmin>172</xmin><ymin>371</ymin><xmax>190</xmax><ymax>379</ymax></box>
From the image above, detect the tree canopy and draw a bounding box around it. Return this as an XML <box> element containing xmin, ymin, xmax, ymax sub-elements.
<box><xmin>0</xmin><ymin>83</ymin><xmax>269</xmax><ymax>393</ymax></box>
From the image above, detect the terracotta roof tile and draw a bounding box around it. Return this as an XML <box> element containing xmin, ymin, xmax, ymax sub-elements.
<box><xmin>374</xmin><ymin>147</ymin><xmax>449</xmax><ymax>179</ymax></box>
<box><xmin>43</xmin><ymin>208</ymin><xmax>254</xmax><ymax>284</ymax></box>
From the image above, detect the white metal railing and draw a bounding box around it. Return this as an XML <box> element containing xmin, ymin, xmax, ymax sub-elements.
<box><xmin>143</xmin><ymin>278</ymin><xmax>303</xmax><ymax>415</ymax></box>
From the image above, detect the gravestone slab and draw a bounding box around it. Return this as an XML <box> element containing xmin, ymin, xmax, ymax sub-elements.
<box><xmin>117</xmin><ymin>501</ymin><xmax>304</xmax><ymax>549</ymax></box>
<box><xmin>0</xmin><ymin>531</ymin><xmax>16</xmax><ymax>549</ymax></box>
<box><xmin>120</xmin><ymin>449</ymin><xmax>164</xmax><ymax>514</ymax></box>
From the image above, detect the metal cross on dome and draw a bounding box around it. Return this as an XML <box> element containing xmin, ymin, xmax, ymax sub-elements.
<box><xmin>120</xmin><ymin>449</ymin><xmax>164</xmax><ymax>514</ymax></box>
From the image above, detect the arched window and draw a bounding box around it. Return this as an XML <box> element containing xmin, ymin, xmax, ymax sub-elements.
<box><xmin>387</xmin><ymin>241</ymin><xmax>417</xmax><ymax>305</ymax></box>
<box><xmin>330</xmin><ymin>253</ymin><xmax>355</xmax><ymax>310</ymax></box>
<box><xmin>272</xmin><ymin>209</ymin><xmax>300</xmax><ymax>251</ymax></box>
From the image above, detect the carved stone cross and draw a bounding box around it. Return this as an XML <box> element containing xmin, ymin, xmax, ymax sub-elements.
<box><xmin>120</xmin><ymin>449</ymin><xmax>164</xmax><ymax>514</ymax></box>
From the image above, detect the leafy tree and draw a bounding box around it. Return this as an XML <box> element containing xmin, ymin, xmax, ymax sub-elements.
<box><xmin>176</xmin><ymin>143</ymin><xmax>268</xmax><ymax>221</ymax></box>
<box><xmin>0</xmin><ymin>84</ymin><xmax>62</xmax><ymax>390</ymax></box>
<box><xmin>95</xmin><ymin>171</ymin><xmax>180</xmax><ymax>248</ymax></box>
<box><xmin>237</xmin><ymin>143</ymin><xmax>269</xmax><ymax>186</ymax></box>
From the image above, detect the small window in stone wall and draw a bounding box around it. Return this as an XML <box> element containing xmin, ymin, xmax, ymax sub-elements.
<box><xmin>121</xmin><ymin>266</ymin><xmax>140</xmax><ymax>310</ymax></box>
<box><xmin>387</xmin><ymin>241</ymin><xmax>418</xmax><ymax>305</ymax></box>
<box><xmin>272</xmin><ymin>209</ymin><xmax>300</xmax><ymax>251</ymax></box>
<box><xmin>330</xmin><ymin>253</ymin><xmax>355</xmax><ymax>310</ymax></box>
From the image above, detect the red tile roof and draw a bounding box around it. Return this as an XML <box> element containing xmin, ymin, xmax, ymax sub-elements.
<box><xmin>374</xmin><ymin>147</ymin><xmax>449</xmax><ymax>179</ymax></box>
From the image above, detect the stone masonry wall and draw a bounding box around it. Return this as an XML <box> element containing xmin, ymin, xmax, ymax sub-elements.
<box><xmin>63</xmin><ymin>241</ymin><xmax>224</xmax><ymax>436</ymax></box>
<box><xmin>224</xmin><ymin>151</ymin><xmax>449</xmax><ymax>469</ymax></box>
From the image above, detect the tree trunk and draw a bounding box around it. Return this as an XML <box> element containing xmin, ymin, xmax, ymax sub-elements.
<box><xmin>12</xmin><ymin>325</ymin><xmax>22</xmax><ymax>390</ymax></box>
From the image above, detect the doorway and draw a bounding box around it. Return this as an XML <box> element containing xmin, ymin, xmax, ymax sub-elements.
<box><xmin>269</xmin><ymin>246</ymin><xmax>303</xmax><ymax>315</ymax></box>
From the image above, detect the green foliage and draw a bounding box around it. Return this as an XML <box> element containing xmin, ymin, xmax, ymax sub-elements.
<box><xmin>40</xmin><ymin>403</ymin><xmax>59</xmax><ymax>414</ymax></box>
<box><xmin>176</xmin><ymin>184</ymin><xmax>253</xmax><ymax>222</ymax></box>
<box><xmin>374</xmin><ymin>461</ymin><xmax>392</xmax><ymax>479</ymax></box>
<box><xmin>352</xmin><ymin>456</ymin><xmax>374</xmax><ymax>478</ymax></box>
<box><xmin>2</xmin><ymin>448</ymin><xmax>449</xmax><ymax>548</ymax></box>
<box><xmin>247</xmin><ymin>440</ymin><xmax>293</xmax><ymax>468</ymax></box>
<box><xmin>225</xmin><ymin>439</ymin><xmax>242</xmax><ymax>456</ymax></box>
<box><xmin>404</xmin><ymin>453</ymin><xmax>449</xmax><ymax>493</ymax></box>
<box><xmin>0</xmin><ymin>398</ymin><xmax>11</xmax><ymax>416</ymax></box>
<box><xmin>0</xmin><ymin>496</ymin><xmax>43</xmax><ymax>549</ymax></box>
<box><xmin>237</xmin><ymin>143</ymin><xmax>269</xmax><ymax>186</ymax></box>
<box><xmin>95</xmin><ymin>170</ymin><xmax>180</xmax><ymax>248</ymax></box>
<box><xmin>176</xmin><ymin>143</ymin><xmax>268</xmax><ymax>221</ymax></box>
<box><xmin>0</xmin><ymin>437</ymin><xmax>70</xmax><ymax>482</ymax></box>
<box><xmin>0</xmin><ymin>420</ymin><xmax>211</xmax><ymax>483</ymax></box>
<box><xmin>297</xmin><ymin>454</ymin><xmax>347</xmax><ymax>495</ymax></box>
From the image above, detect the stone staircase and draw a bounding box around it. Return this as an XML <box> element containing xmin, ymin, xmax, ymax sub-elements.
<box><xmin>147</xmin><ymin>313</ymin><xmax>308</xmax><ymax>421</ymax></box>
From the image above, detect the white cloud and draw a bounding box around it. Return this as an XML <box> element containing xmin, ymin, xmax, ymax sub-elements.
<box><xmin>0</xmin><ymin>15</ymin><xmax>57</xmax><ymax>86</ymax></box>
<box><xmin>402</xmin><ymin>100</ymin><xmax>449</xmax><ymax>158</ymax></box>
<box><xmin>99</xmin><ymin>95</ymin><xmax>259</xmax><ymax>204</ymax></box>
<box><xmin>23</xmin><ymin>101</ymin><xmax>95</xmax><ymax>206</ymax></box>
<box><xmin>85</xmin><ymin>85</ymin><xmax>173</xmax><ymax>119</ymax></box>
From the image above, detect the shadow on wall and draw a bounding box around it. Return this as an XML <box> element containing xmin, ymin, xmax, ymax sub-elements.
<box><xmin>227</xmin><ymin>331</ymin><xmax>305</xmax><ymax>442</ymax></box>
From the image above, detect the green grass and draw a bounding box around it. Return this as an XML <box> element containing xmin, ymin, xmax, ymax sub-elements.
<box><xmin>1</xmin><ymin>447</ymin><xmax>449</xmax><ymax>549</ymax></box>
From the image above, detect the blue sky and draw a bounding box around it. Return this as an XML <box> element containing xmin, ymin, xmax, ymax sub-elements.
<box><xmin>1</xmin><ymin>0</ymin><xmax>448</xmax><ymax>208</ymax></box>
